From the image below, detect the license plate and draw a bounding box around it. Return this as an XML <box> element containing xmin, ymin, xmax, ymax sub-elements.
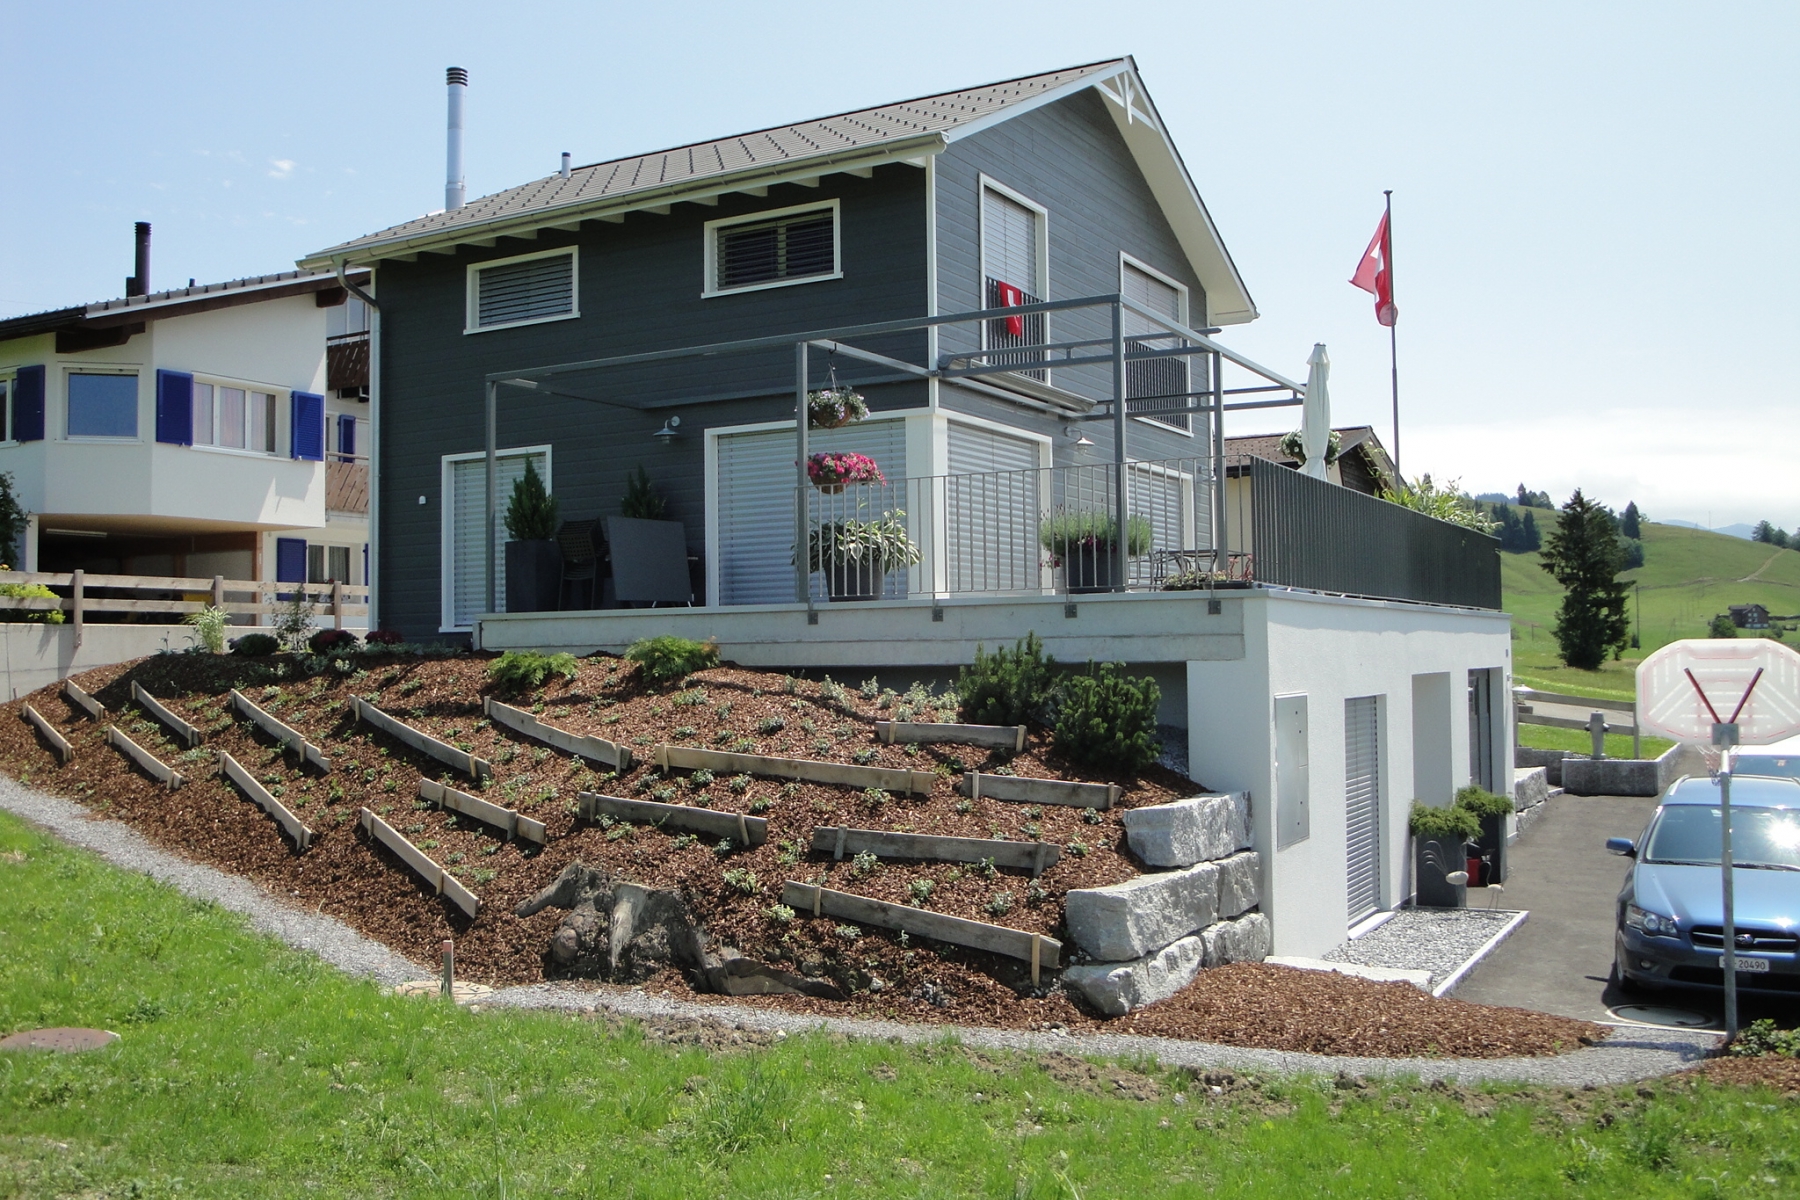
<box><xmin>1733</xmin><ymin>956</ymin><xmax>1771</xmax><ymax>974</ymax></box>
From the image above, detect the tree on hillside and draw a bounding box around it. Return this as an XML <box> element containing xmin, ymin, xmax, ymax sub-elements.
<box><xmin>1539</xmin><ymin>489</ymin><xmax>1631</xmax><ymax>669</ymax></box>
<box><xmin>1752</xmin><ymin>520</ymin><xmax>1791</xmax><ymax>549</ymax></box>
<box><xmin>1521</xmin><ymin>509</ymin><xmax>1541</xmax><ymax>551</ymax></box>
<box><xmin>1515</xmin><ymin>483</ymin><xmax>1553</xmax><ymax>509</ymax></box>
<box><xmin>1621</xmin><ymin>501</ymin><xmax>1642</xmax><ymax>539</ymax></box>
<box><xmin>1709</xmin><ymin>614</ymin><xmax>1739</xmax><ymax>639</ymax></box>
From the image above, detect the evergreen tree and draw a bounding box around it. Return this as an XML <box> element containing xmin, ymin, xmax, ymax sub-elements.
<box><xmin>1494</xmin><ymin>504</ymin><xmax>1528</xmax><ymax>553</ymax></box>
<box><xmin>1620</xmin><ymin>501</ymin><xmax>1642</xmax><ymax>539</ymax></box>
<box><xmin>1516</xmin><ymin>483</ymin><xmax>1530</xmax><ymax>508</ymax></box>
<box><xmin>503</xmin><ymin>459</ymin><xmax>559</xmax><ymax>540</ymax></box>
<box><xmin>1521</xmin><ymin>509</ymin><xmax>1541</xmax><ymax>551</ymax></box>
<box><xmin>1540</xmin><ymin>490</ymin><xmax>1631</xmax><ymax>669</ymax></box>
<box><xmin>1751</xmin><ymin>520</ymin><xmax>1790</xmax><ymax>548</ymax></box>
<box><xmin>0</xmin><ymin>472</ymin><xmax>27</xmax><ymax>569</ymax></box>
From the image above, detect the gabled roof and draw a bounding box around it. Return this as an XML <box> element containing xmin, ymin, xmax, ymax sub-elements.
<box><xmin>1226</xmin><ymin>426</ymin><xmax>1398</xmax><ymax>480</ymax></box>
<box><xmin>300</xmin><ymin>58</ymin><xmax>1257</xmax><ymax>324</ymax></box>
<box><xmin>0</xmin><ymin>268</ymin><xmax>365</xmax><ymax>342</ymax></box>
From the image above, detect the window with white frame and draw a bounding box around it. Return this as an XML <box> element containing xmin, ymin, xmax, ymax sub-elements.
<box><xmin>466</xmin><ymin>248</ymin><xmax>578</xmax><ymax>333</ymax></box>
<box><xmin>705</xmin><ymin>201</ymin><xmax>839</xmax><ymax>296</ymax></box>
<box><xmin>66</xmin><ymin>371</ymin><xmax>139</xmax><ymax>438</ymax></box>
<box><xmin>442</xmin><ymin>447</ymin><xmax>550</xmax><ymax>628</ymax></box>
<box><xmin>1122</xmin><ymin>259</ymin><xmax>1191</xmax><ymax>432</ymax></box>
<box><xmin>192</xmin><ymin>379</ymin><xmax>279</xmax><ymax>453</ymax></box>
<box><xmin>308</xmin><ymin>544</ymin><xmax>352</xmax><ymax>585</ymax></box>
<box><xmin>979</xmin><ymin>181</ymin><xmax>1048</xmax><ymax>377</ymax></box>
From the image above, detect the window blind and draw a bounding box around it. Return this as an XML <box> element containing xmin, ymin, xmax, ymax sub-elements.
<box><xmin>945</xmin><ymin>423</ymin><xmax>1042</xmax><ymax>595</ymax></box>
<box><xmin>446</xmin><ymin>451</ymin><xmax>546</xmax><ymax>627</ymax></box>
<box><xmin>1123</xmin><ymin>263</ymin><xmax>1189</xmax><ymax>430</ymax></box>
<box><xmin>474</xmin><ymin>253</ymin><xmax>575</xmax><ymax>328</ymax></box>
<box><xmin>716</xmin><ymin>210</ymin><xmax>834</xmax><ymax>291</ymax></box>
<box><xmin>982</xmin><ymin>189</ymin><xmax>1040</xmax><ymax>296</ymax></box>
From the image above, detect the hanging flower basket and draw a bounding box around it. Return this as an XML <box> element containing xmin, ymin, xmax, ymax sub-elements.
<box><xmin>807</xmin><ymin>386</ymin><xmax>869</xmax><ymax>430</ymax></box>
<box><xmin>807</xmin><ymin>452</ymin><xmax>885</xmax><ymax>494</ymax></box>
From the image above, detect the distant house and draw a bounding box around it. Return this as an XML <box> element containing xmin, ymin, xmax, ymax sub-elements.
<box><xmin>1223</xmin><ymin>426</ymin><xmax>1397</xmax><ymax>496</ymax></box>
<box><xmin>0</xmin><ymin>225</ymin><xmax>370</xmax><ymax>592</ymax></box>
<box><xmin>1729</xmin><ymin>604</ymin><xmax>1771</xmax><ymax>630</ymax></box>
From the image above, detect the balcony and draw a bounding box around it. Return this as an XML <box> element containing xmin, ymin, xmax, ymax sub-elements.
<box><xmin>326</xmin><ymin>454</ymin><xmax>369</xmax><ymax>515</ymax></box>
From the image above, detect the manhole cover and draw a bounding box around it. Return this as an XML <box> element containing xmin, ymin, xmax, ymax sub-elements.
<box><xmin>1608</xmin><ymin>1004</ymin><xmax>1715</xmax><ymax>1029</ymax></box>
<box><xmin>394</xmin><ymin>980</ymin><xmax>495</xmax><ymax>1005</ymax></box>
<box><xmin>0</xmin><ymin>1027</ymin><xmax>121</xmax><ymax>1052</ymax></box>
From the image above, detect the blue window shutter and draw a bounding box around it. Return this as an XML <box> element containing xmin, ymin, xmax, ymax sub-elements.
<box><xmin>13</xmin><ymin>365</ymin><xmax>44</xmax><ymax>442</ymax></box>
<box><xmin>155</xmin><ymin>369</ymin><xmax>194</xmax><ymax>444</ymax></box>
<box><xmin>275</xmin><ymin>538</ymin><xmax>308</xmax><ymax>583</ymax></box>
<box><xmin>290</xmin><ymin>391</ymin><xmax>325</xmax><ymax>461</ymax></box>
<box><xmin>337</xmin><ymin>413</ymin><xmax>356</xmax><ymax>457</ymax></box>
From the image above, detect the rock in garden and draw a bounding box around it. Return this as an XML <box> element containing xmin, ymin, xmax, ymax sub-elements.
<box><xmin>1201</xmin><ymin>912</ymin><xmax>1271</xmax><ymax>967</ymax></box>
<box><xmin>1121</xmin><ymin>792</ymin><xmax>1251</xmax><ymax>867</ymax></box>
<box><xmin>1513</xmin><ymin>766</ymin><xmax>1548</xmax><ymax>812</ymax></box>
<box><xmin>1214</xmin><ymin>851</ymin><xmax>1261</xmax><ymax>919</ymax></box>
<box><xmin>516</xmin><ymin>861</ymin><xmax>707</xmax><ymax>984</ymax></box>
<box><xmin>1062</xmin><ymin>935</ymin><xmax>1206</xmax><ymax>1016</ymax></box>
<box><xmin>1064</xmin><ymin>861</ymin><xmax>1218</xmax><ymax>961</ymax></box>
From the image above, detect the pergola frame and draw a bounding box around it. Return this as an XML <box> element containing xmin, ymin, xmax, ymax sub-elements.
<box><xmin>479</xmin><ymin>294</ymin><xmax>1306</xmax><ymax>618</ymax></box>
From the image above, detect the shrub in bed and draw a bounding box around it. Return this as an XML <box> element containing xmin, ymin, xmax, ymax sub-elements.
<box><xmin>1407</xmin><ymin>802</ymin><xmax>1480</xmax><ymax>842</ymax></box>
<box><xmin>308</xmin><ymin>628</ymin><xmax>360</xmax><ymax>655</ymax></box>
<box><xmin>488</xmin><ymin>650</ymin><xmax>580</xmax><ymax>693</ymax></box>
<box><xmin>1051</xmin><ymin>662</ymin><xmax>1161</xmax><ymax>774</ymax></box>
<box><xmin>365</xmin><ymin>628</ymin><xmax>406</xmax><ymax>646</ymax></box>
<box><xmin>958</xmin><ymin>631</ymin><xmax>1057</xmax><ymax>727</ymax></box>
<box><xmin>1453</xmin><ymin>784</ymin><xmax>1513</xmax><ymax>818</ymax></box>
<box><xmin>230</xmin><ymin>633</ymin><xmax>280</xmax><ymax>657</ymax></box>
<box><xmin>625</xmin><ymin>636</ymin><xmax>720</xmax><ymax>684</ymax></box>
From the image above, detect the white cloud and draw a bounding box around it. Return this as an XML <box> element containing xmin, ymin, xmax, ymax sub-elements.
<box><xmin>266</xmin><ymin>158</ymin><xmax>296</xmax><ymax>179</ymax></box>
<box><xmin>1405</xmin><ymin>410</ymin><xmax>1800</xmax><ymax>528</ymax></box>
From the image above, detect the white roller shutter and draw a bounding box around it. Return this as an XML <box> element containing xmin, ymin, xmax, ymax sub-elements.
<box><xmin>982</xmin><ymin>189</ymin><xmax>1040</xmax><ymax>296</ymax></box>
<box><xmin>1123</xmin><ymin>262</ymin><xmax>1190</xmax><ymax>431</ymax></box>
<box><xmin>445</xmin><ymin>450</ymin><xmax>547</xmax><ymax>628</ymax></box>
<box><xmin>1344</xmin><ymin>696</ymin><xmax>1383</xmax><ymax>923</ymax></box>
<box><xmin>716</xmin><ymin>420</ymin><xmax>907</xmax><ymax>606</ymax></box>
<box><xmin>946</xmin><ymin>422</ymin><xmax>1043</xmax><ymax>595</ymax></box>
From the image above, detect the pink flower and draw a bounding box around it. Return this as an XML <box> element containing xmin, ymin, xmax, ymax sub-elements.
<box><xmin>807</xmin><ymin>452</ymin><xmax>886</xmax><ymax>487</ymax></box>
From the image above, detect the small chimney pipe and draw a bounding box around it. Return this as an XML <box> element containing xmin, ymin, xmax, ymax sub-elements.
<box><xmin>445</xmin><ymin>67</ymin><xmax>468</xmax><ymax>211</ymax></box>
<box><xmin>126</xmin><ymin>221</ymin><xmax>151</xmax><ymax>297</ymax></box>
<box><xmin>560</xmin><ymin>152</ymin><xmax>571</xmax><ymax>180</ymax></box>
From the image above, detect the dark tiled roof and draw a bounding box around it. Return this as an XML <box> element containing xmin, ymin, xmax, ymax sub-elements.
<box><xmin>0</xmin><ymin>268</ymin><xmax>357</xmax><ymax>340</ymax></box>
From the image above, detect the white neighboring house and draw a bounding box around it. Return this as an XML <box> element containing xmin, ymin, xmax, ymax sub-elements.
<box><xmin>0</xmin><ymin>250</ymin><xmax>370</xmax><ymax>601</ymax></box>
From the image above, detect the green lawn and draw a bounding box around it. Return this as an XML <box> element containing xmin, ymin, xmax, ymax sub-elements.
<box><xmin>1518</xmin><ymin>722</ymin><xmax>1673</xmax><ymax>760</ymax></box>
<box><xmin>3</xmin><ymin>811</ymin><xmax>1798</xmax><ymax>1197</ymax></box>
<box><xmin>1504</xmin><ymin>515</ymin><xmax>1800</xmax><ymax>700</ymax></box>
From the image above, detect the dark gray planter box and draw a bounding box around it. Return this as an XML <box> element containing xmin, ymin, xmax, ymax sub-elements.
<box><xmin>1473</xmin><ymin>811</ymin><xmax>1508</xmax><ymax>885</ymax></box>
<box><xmin>505</xmin><ymin>539</ymin><xmax>561</xmax><ymax>614</ymax></box>
<box><xmin>1413</xmin><ymin>834</ymin><xmax>1469</xmax><ymax>908</ymax></box>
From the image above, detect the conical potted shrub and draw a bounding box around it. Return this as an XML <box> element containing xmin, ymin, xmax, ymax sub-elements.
<box><xmin>1409</xmin><ymin>802</ymin><xmax>1480</xmax><ymax>908</ymax></box>
<box><xmin>1039</xmin><ymin>511</ymin><xmax>1153</xmax><ymax>594</ymax></box>
<box><xmin>806</xmin><ymin>509</ymin><xmax>921</xmax><ymax>601</ymax></box>
<box><xmin>504</xmin><ymin>460</ymin><xmax>561</xmax><ymax>614</ymax></box>
<box><xmin>1455</xmin><ymin>784</ymin><xmax>1514</xmax><ymax>886</ymax></box>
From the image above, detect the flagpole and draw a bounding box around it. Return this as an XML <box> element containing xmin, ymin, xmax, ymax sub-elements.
<box><xmin>1385</xmin><ymin>189</ymin><xmax>1400</xmax><ymax>479</ymax></box>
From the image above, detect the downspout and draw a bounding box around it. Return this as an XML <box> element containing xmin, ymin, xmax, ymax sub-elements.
<box><xmin>336</xmin><ymin>259</ymin><xmax>381</xmax><ymax>633</ymax></box>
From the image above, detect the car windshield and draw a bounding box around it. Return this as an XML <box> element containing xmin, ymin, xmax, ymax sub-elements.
<box><xmin>1644</xmin><ymin>805</ymin><xmax>1800</xmax><ymax>870</ymax></box>
<box><xmin>1733</xmin><ymin>754</ymin><xmax>1800</xmax><ymax>779</ymax></box>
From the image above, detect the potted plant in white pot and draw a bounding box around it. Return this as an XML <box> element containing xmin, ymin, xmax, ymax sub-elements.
<box><xmin>806</xmin><ymin>509</ymin><xmax>921</xmax><ymax>602</ymax></box>
<box><xmin>1039</xmin><ymin>510</ymin><xmax>1153</xmax><ymax>594</ymax></box>
<box><xmin>504</xmin><ymin>459</ymin><xmax>561</xmax><ymax>613</ymax></box>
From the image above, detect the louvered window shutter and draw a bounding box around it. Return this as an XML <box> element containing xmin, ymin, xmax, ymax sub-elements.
<box><xmin>716</xmin><ymin>211</ymin><xmax>835</xmax><ymax>291</ymax></box>
<box><xmin>337</xmin><ymin>413</ymin><xmax>356</xmax><ymax>457</ymax></box>
<box><xmin>275</xmin><ymin>537</ymin><xmax>308</xmax><ymax>584</ymax></box>
<box><xmin>154</xmin><ymin>370</ymin><xmax>194</xmax><ymax>445</ymax></box>
<box><xmin>474</xmin><ymin>253</ymin><xmax>575</xmax><ymax>328</ymax></box>
<box><xmin>290</xmin><ymin>392</ymin><xmax>325</xmax><ymax>460</ymax></box>
<box><xmin>12</xmin><ymin>365</ymin><xmax>44</xmax><ymax>442</ymax></box>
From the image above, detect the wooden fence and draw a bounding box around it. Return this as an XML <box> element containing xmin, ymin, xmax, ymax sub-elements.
<box><xmin>1514</xmin><ymin>686</ymin><xmax>1640</xmax><ymax>756</ymax></box>
<box><xmin>0</xmin><ymin>570</ymin><xmax>369</xmax><ymax>633</ymax></box>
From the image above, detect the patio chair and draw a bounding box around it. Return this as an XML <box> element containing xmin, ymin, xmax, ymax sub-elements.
<box><xmin>605</xmin><ymin>516</ymin><xmax>694</xmax><ymax>606</ymax></box>
<box><xmin>555</xmin><ymin>519</ymin><xmax>601</xmax><ymax>610</ymax></box>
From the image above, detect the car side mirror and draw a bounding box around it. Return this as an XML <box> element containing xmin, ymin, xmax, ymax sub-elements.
<box><xmin>1605</xmin><ymin>837</ymin><xmax>1637</xmax><ymax>857</ymax></box>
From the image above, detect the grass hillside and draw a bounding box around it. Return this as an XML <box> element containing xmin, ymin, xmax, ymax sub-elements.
<box><xmin>1501</xmin><ymin>512</ymin><xmax>1800</xmax><ymax>699</ymax></box>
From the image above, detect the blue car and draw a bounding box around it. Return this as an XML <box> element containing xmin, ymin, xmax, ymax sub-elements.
<box><xmin>1607</xmin><ymin>773</ymin><xmax>1800</xmax><ymax>998</ymax></box>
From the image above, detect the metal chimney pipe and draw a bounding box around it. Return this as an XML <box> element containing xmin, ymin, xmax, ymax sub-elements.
<box><xmin>445</xmin><ymin>67</ymin><xmax>468</xmax><ymax>211</ymax></box>
<box><xmin>560</xmin><ymin>152</ymin><xmax>571</xmax><ymax>180</ymax></box>
<box><xmin>126</xmin><ymin>221</ymin><xmax>151</xmax><ymax>297</ymax></box>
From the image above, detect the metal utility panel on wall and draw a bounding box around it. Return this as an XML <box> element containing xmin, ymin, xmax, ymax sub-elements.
<box><xmin>1275</xmin><ymin>694</ymin><xmax>1310</xmax><ymax>848</ymax></box>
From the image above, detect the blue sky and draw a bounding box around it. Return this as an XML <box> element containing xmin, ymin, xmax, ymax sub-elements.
<box><xmin>3</xmin><ymin>1</ymin><xmax>1794</xmax><ymax>527</ymax></box>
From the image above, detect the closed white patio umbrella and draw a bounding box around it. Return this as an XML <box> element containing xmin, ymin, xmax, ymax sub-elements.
<box><xmin>1301</xmin><ymin>343</ymin><xmax>1331</xmax><ymax>480</ymax></box>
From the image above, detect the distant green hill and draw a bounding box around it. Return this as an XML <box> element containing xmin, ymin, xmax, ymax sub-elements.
<box><xmin>1500</xmin><ymin>512</ymin><xmax>1800</xmax><ymax>698</ymax></box>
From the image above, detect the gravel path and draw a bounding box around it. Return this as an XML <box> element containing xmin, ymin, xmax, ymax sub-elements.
<box><xmin>0</xmin><ymin>777</ymin><xmax>1717</xmax><ymax>1086</ymax></box>
<box><xmin>1325</xmin><ymin>908</ymin><xmax>1522</xmax><ymax>991</ymax></box>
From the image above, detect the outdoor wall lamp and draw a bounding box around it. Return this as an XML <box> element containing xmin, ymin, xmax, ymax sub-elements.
<box><xmin>653</xmin><ymin>415</ymin><xmax>682</xmax><ymax>443</ymax></box>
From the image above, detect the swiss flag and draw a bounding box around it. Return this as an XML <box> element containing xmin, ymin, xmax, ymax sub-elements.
<box><xmin>1350</xmin><ymin>212</ymin><xmax>1397</xmax><ymax>327</ymax></box>
<box><xmin>995</xmin><ymin>281</ymin><xmax>1025</xmax><ymax>337</ymax></box>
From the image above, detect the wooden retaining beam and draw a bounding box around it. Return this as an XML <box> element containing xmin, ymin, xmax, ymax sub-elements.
<box><xmin>131</xmin><ymin>682</ymin><xmax>202</xmax><ymax>748</ymax></box>
<box><xmin>876</xmin><ymin>721</ymin><xmax>1027</xmax><ymax>752</ymax></box>
<box><xmin>419</xmin><ymin>778</ymin><xmax>547</xmax><ymax>846</ymax></box>
<box><xmin>653</xmin><ymin>744</ymin><xmax>935</xmax><ymax>796</ymax></box>
<box><xmin>219</xmin><ymin>751</ymin><xmax>315</xmax><ymax>851</ymax></box>
<box><xmin>811</xmin><ymin>826</ymin><xmax>1061</xmax><ymax>877</ymax></box>
<box><xmin>106</xmin><ymin>725</ymin><xmax>186</xmax><ymax>790</ymax></box>
<box><xmin>959</xmin><ymin>771</ymin><xmax>1119</xmax><ymax>810</ymax></box>
<box><xmin>359</xmin><ymin>808</ymin><xmax>481</xmax><ymax>919</ymax></box>
<box><xmin>62</xmin><ymin>680</ymin><xmax>106</xmax><ymax>721</ymax></box>
<box><xmin>483</xmin><ymin>698</ymin><xmax>631</xmax><ymax>771</ymax></box>
<box><xmin>229</xmin><ymin>689</ymin><xmax>331</xmax><ymax>773</ymax></box>
<box><xmin>576</xmin><ymin>792</ymin><xmax>768</xmax><ymax>847</ymax></box>
<box><xmin>781</xmin><ymin>881</ymin><xmax>1061</xmax><ymax>981</ymax></box>
<box><xmin>350</xmin><ymin>697</ymin><xmax>492</xmax><ymax>783</ymax></box>
<box><xmin>21</xmin><ymin>705</ymin><xmax>73</xmax><ymax>764</ymax></box>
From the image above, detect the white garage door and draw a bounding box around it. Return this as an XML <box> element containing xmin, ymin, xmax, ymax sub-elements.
<box><xmin>1344</xmin><ymin>695</ymin><xmax>1382</xmax><ymax>924</ymax></box>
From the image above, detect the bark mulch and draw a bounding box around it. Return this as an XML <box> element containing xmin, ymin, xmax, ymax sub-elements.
<box><xmin>1678</xmin><ymin>1055</ymin><xmax>1800</xmax><ymax>1096</ymax></box>
<box><xmin>0</xmin><ymin>648</ymin><xmax>1606</xmax><ymax>1058</ymax></box>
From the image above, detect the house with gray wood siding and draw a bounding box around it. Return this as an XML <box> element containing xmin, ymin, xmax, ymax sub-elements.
<box><xmin>302</xmin><ymin>59</ymin><xmax>1516</xmax><ymax>960</ymax></box>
